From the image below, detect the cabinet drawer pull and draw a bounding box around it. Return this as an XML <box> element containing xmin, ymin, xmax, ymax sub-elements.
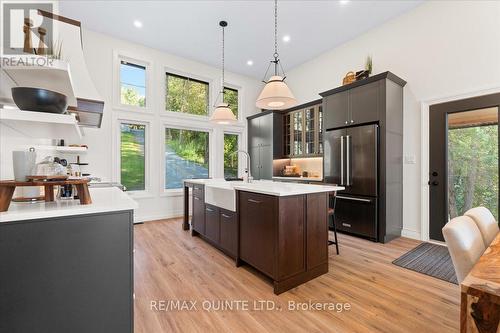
<box><xmin>221</xmin><ymin>213</ymin><xmax>232</xmax><ymax>219</ymax></box>
<box><xmin>194</xmin><ymin>196</ymin><xmax>200</xmax><ymax>200</ymax></box>
<box><xmin>194</xmin><ymin>186</ymin><xmax>202</xmax><ymax>190</ymax></box>
<box><xmin>342</xmin><ymin>223</ymin><xmax>352</xmax><ymax>228</ymax></box>
<box><xmin>206</xmin><ymin>207</ymin><xmax>214</xmax><ymax>212</ymax></box>
<box><xmin>248</xmin><ymin>199</ymin><xmax>262</xmax><ymax>204</ymax></box>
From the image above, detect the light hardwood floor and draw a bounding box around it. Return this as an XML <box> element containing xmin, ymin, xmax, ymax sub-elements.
<box><xmin>134</xmin><ymin>218</ymin><xmax>460</xmax><ymax>333</ymax></box>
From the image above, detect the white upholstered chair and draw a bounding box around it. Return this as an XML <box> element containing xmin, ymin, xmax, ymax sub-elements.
<box><xmin>464</xmin><ymin>207</ymin><xmax>500</xmax><ymax>247</ymax></box>
<box><xmin>442</xmin><ymin>216</ymin><xmax>486</xmax><ymax>283</ymax></box>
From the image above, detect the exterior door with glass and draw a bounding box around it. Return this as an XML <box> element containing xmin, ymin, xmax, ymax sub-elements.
<box><xmin>429</xmin><ymin>93</ymin><xmax>500</xmax><ymax>241</ymax></box>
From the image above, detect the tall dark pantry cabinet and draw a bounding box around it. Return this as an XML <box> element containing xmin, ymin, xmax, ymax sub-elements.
<box><xmin>247</xmin><ymin>112</ymin><xmax>283</xmax><ymax>180</ymax></box>
<box><xmin>321</xmin><ymin>72</ymin><xmax>406</xmax><ymax>243</ymax></box>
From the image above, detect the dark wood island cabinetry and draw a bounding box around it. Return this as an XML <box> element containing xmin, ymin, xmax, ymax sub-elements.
<box><xmin>238</xmin><ymin>191</ymin><xmax>329</xmax><ymax>294</ymax></box>
<box><xmin>183</xmin><ymin>180</ymin><xmax>338</xmax><ymax>294</ymax></box>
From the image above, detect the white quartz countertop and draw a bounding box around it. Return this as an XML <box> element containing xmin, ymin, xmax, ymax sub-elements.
<box><xmin>185</xmin><ymin>179</ymin><xmax>343</xmax><ymax>197</ymax></box>
<box><xmin>0</xmin><ymin>187</ymin><xmax>138</xmax><ymax>223</ymax></box>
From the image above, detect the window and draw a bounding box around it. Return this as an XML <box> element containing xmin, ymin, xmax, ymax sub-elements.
<box><xmin>224</xmin><ymin>133</ymin><xmax>239</xmax><ymax>178</ymax></box>
<box><xmin>165</xmin><ymin>128</ymin><xmax>209</xmax><ymax>189</ymax></box>
<box><xmin>120</xmin><ymin>61</ymin><xmax>146</xmax><ymax>107</ymax></box>
<box><xmin>120</xmin><ymin>123</ymin><xmax>146</xmax><ymax>191</ymax></box>
<box><xmin>223</xmin><ymin>87</ymin><xmax>238</xmax><ymax>119</ymax></box>
<box><xmin>165</xmin><ymin>73</ymin><xmax>209</xmax><ymax>115</ymax></box>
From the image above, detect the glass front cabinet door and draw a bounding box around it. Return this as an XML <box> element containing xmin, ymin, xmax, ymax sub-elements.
<box><xmin>283</xmin><ymin>103</ymin><xmax>323</xmax><ymax>157</ymax></box>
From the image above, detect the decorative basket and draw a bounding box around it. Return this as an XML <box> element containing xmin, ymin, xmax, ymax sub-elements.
<box><xmin>342</xmin><ymin>71</ymin><xmax>356</xmax><ymax>85</ymax></box>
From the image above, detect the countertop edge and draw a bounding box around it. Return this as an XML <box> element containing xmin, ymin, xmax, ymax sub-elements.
<box><xmin>0</xmin><ymin>187</ymin><xmax>138</xmax><ymax>223</ymax></box>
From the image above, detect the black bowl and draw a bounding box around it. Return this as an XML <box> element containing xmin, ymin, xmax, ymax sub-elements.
<box><xmin>11</xmin><ymin>87</ymin><xmax>68</xmax><ymax>114</ymax></box>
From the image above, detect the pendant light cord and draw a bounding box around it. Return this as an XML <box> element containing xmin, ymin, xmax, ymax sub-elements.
<box><xmin>221</xmin><ymin>23</ymin><xmax>225</xmax><ymax>102</ymax></box>
<box><xmin>261</xmin><ymin>0</ymin><xmax>287</xmax><ymax>82</ymax></box>
<box><xmin>274</xmin><ymin>0</ymin><xmax>279</xmax><ymax>75</ymax></box>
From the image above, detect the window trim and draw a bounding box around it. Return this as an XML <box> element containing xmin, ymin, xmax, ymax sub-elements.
<box><xmin>160</xmin><ymin>121</ymin><xmax>214</xmax><ymax>195</ymax></box>
<box><xmin>116</xmin><ymin>118</ymin><xmax>152</xmax><ymax>197</ymax></box>
<box><xmin>113</xmin><ymin>51</ymin><xmax>153</xmax><ymax>114</ymax></box>
<box><xmin>223</xmin><ymin>131</ymin><xmax>243</xmax><ymax>179</ymax></box>
<box><xmin>163</xmin><ymin>66</ymin><xmax>213</xmax><ymax>120</ymax></box>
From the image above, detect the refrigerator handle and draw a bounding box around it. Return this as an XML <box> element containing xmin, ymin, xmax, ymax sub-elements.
<box><xmin>340</xmin><ymin>135</ymin><xmax>344</xmax><ymax>185</ymax></box>
<box><xmin>346</xmin><ymin>135</ymin><xmax>350</xmax><ymax>186</ymax></box>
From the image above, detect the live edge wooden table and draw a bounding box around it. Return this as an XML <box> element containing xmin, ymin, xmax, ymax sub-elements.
<box><xmin>461</xmin><ymin>232</ymin><xmax>500</xmax><ymax>333</ymax></box>
<box><xmin>0</xmin><ymin>179</ymin><xmax>92</xmax><ymax>212</ymax></box>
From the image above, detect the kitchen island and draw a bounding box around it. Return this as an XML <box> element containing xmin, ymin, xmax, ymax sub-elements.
<box><xmin>183</xmin><ymin>179</ymin><xmax>343</xmax><ymax>294</ymax></box>
<box><xmin>0</xmin><ymin>187</ymin><xmax>137</xmax><ymax>333</ymax></box>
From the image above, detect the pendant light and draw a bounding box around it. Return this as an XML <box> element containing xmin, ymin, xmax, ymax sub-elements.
<box><xmin>210</xmin><ymin>20</ymin><xmax>237</xmax><ymax>124</ymax></box>
<box><xmin>256</xmin><ymin>0</ymin><xmax>297</xmax><ymax>110</ymax></box>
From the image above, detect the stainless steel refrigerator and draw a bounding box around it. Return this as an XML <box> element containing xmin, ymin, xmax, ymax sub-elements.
<box><xmin>324</xmin><ymin>124</ymin><xmax>379</xmax><ymax>240</ymax></box>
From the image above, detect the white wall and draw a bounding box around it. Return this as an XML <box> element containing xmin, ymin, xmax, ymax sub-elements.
<box><xmin>284</xmin><ymin>1</ymin><xmax>500</xmax><ymax>240</ymax></box>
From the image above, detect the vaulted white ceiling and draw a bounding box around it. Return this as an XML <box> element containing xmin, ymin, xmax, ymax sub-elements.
<box><xmin>59</xmin><ymin>0</ymin><xmax>422</xmax><ymax>79</ymax></box>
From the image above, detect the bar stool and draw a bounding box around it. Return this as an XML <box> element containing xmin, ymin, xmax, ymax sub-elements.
<box><xmin>328</xmin><ymin>191</ymin><xmax>339</xmax><ymax>255</ymax></box>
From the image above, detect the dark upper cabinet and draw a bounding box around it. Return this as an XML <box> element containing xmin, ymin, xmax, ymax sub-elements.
<box><xmin>204</xmin><ymin>204</ymin><xmax>220</xmax><ymax>243</ymax></box>
<box><xmin>323</xmin><ymin>91</ymin><xmax>349</xmax><ymax>129</ymax></box>
<box><xmin>281</xmin><ymin>100</ymin><xmax>323</xmax><ymax>157</ymax></box>
<box><xmin>248</xmin><ymin>113</ymin><xmax>275</xmax><ymax>149</ymax></box>
<box><xmin>260</xmin><ymin>114</ymin><xmax>274</xmax><ymax>148</ymax></box>
<box><xmin>248</xmin><ymin>117</ymin><xmax>261</xmax><ymax>148</ymax></box>
<box><xmin>322</xmin><ymin>80</ymin><xmax>380</xmax><ymax>130</ymax></box>
<box><xmin>349</xmin><ymin>81</ymin><xmax>379</xmax><ymax>126</ymax></box>
<box><xmin>247</xmin><ymin>112</ymin><xmax>283</xmax><ymax>180</ymax></box>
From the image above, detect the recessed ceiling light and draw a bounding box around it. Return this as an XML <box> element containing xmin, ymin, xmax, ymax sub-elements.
<box><xmin>282</xmin><ymin>35</ymin><xmax>291</xmax><ymax>43</ymax></box>
<box><xmin>246</xmin><ymin>60</ymin><xmax>254</xmax><ymax>66</ymax></box>
<box><xmin>339</xmin><ymin>0</ymin><xmax>350</xmax><ymax>5</ymax></box>
<box><xmin>133</xmin><ymin>20</ymin><xmax>143</xmax><ymax>28</ymax></box>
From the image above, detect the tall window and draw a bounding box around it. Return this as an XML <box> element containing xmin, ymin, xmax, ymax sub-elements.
<box><xmin>224</xmin><ymin>133</ymin><xmax>239</xmax><ymax>179</ymax></box>
<box><xmin>120</xmin><ymin>61</ymin><xmax>146</xmax><ymax>107</ymax></box>
<box><xmin>165</xmin><ymin>73</ymin><xmax>209</xmax><ymax>115</ymax></box>
<box><xmin>120</xmin><ymin>123</ymin><xmax>146</xmax><ymax>191</ymax></box>
<box><xmin>165</xmin><ymin>128</ymin><xmax>209</xmax><ymax>189</ymax></box>
<box><xmin>223</xmin><ymin>87</ymin><xmax>238</xmax><ymax>119</ymax></box>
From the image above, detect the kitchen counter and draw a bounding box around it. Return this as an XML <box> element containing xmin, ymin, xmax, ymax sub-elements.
<box><xmin>184</xmin><ymin>178</ymin><xmax>342</xmax><ymax>197</ymax></box>
<box><xmin>0</xmin><ymin>187</ymin><xmax>138</xmax><ymax>223</ymax></box>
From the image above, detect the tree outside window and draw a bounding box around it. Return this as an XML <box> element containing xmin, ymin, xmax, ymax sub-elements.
<box><xmin>120</xmin><ymin>61</ymin><xmax>146</xmax><ymax>107</ymax></box>
<box><xmin>165</xmin><ymin>73</ymin><xmax>209</xmax><ymax>115</ymax></box>
<box><xmin>224</xmin><ymin>133</ymin><xmax>239</xmax><ymax>179</ymax></box>
<box><xmin>223</xmin><ymin>87</ymin><xmax>238</xmax><ymax>119</ymax></box>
